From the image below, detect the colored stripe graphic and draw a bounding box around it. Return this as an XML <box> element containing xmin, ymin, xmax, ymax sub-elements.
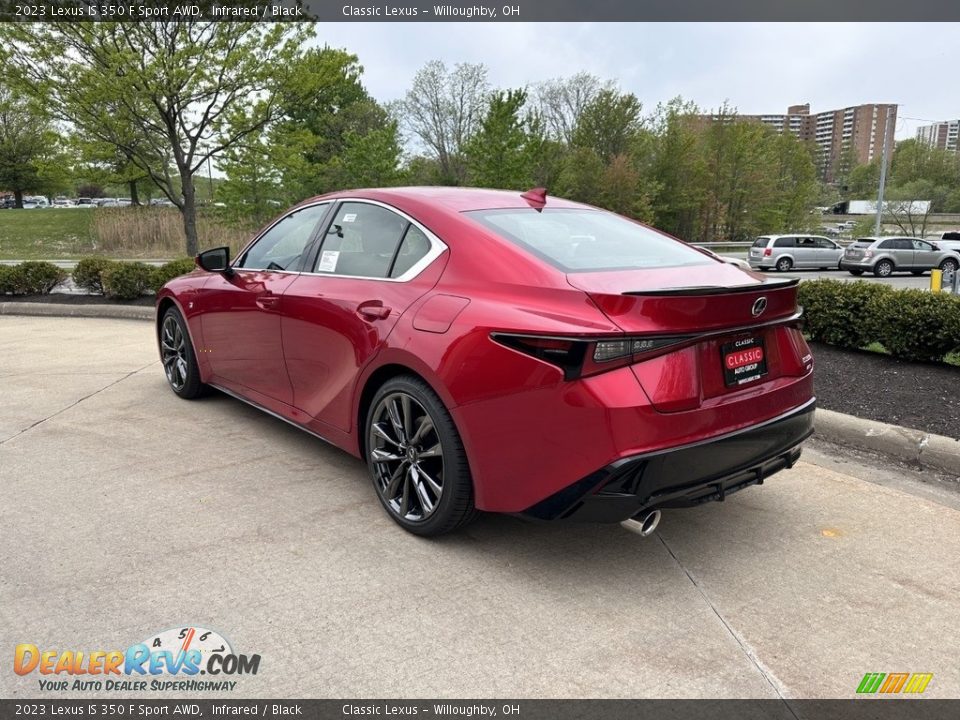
<box><xmin>857</xmin><ymin>673</ymin><xmax>885</xmax><ymax>693</ymax></box>
<box><xmin>857</xmin><ymin>672</ymin><xmax>933</xmax><ymax>694</ymax></box>
<box><xmin>903</xmin><ymin>673</ymin><xmax>933</xmax><ymax>694</ymax></box>
<box><xmin>879</xmin><ymin>673</ymin><xmax>909</xmax><ymax>693</ymax></box>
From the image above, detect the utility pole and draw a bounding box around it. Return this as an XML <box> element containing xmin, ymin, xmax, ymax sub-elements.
<box><xmin>207</xmin><ymin>156</ymin><xmax>214</xmax><ymax>203</ymax></box>
<box><xmin>874</xmin><ymin>106</ymin><xmax>894</xmax><ymax>235</ymax></box>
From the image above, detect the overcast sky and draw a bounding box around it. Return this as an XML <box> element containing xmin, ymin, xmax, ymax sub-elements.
<box><xmin>312</xmin><ymin>22</ymin><xmax>957</xmax><ymax>140</ymax></box>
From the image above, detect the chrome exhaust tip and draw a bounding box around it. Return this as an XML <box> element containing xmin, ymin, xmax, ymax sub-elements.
<box><xmin>620</xmin><ymin>509</ymin><xmax>661</xmax><ymax>537</ymax></box>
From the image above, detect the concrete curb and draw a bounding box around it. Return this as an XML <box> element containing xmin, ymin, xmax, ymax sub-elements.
<box><xmin>1</xmin><ymin>302</ymin><xmax>957</xmax><ymax>475</ymax></box>
<box><xmin>815</xmin><ymin>408</ymin><xmax>960</xmax><ymax>477</ymax></box>
<box><xmin>0</xmin><ymin>302</ymin><xmax>154</xmax><ymax>321</ymax></box>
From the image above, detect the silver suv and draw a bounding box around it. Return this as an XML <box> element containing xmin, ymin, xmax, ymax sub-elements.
<box><xmin>748</xmin><ymin>234</ymin><xmax>844</xmax><ymax>272</ymax></box>
<box><xmin>840</xmin><ymin>236</ymin><xmax>960</xmax><ymax>277</ymax></box>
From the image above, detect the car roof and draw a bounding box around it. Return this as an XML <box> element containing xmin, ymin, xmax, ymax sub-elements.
<box><xmin>304</xmin><ymin>186</ymin><xmax>588</xmax><ymax>214</ymax></box>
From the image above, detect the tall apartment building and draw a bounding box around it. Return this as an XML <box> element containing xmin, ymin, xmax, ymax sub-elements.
<box><xmin>701</xmin><ymin>102</ymin><xmax>898</xmax><ymax>182</ymax></box>
<box><xmin>917</xmin><ymin>120</ymin><xmax>959</xmax><ymax>153</ymax></box>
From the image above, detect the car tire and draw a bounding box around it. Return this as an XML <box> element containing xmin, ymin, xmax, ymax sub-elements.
<box><xmin>848</xmin><ymin>269</ymin><xmax>864</xmax><ymax>276</ymax></box>
<box><xmin>873</xmin><ymin>260</ymin><xmax>894</xmax><ymax>278</ymax></box>
<box><xmin>776</xmin><ymin>257</ymin><xmax>793</xmax><ymax>272</ymax></box>
<box><xmin>940</xmin><ymin>258</ymin><xmax>959</xmax><ymax>274</ymax></box>
<box><xmin>365</xmin><ymin>375</ymin><xmax>477</xmax><ymax>537</ymax></box>
<box><xmin>160</xmin><ymin>307</ymin><xmax>206</xmax><ymax>399</ymax></box>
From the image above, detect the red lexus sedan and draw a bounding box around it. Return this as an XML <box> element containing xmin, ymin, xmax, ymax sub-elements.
<box><xmin>156</xmin><ymin>187</ymin><xmax>815</xmax><ymax>536</ymax></box>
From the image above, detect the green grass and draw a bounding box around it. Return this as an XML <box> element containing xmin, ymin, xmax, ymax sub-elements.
<box><xmin>0</xmin><ymin>210</ymin><xmax>96</xmax><ymax>259</ymax></box>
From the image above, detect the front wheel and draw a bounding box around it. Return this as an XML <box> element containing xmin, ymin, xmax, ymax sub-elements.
<box><xmin>366</xmin><ymin>376</ymin><xmax>476</xmax><ymax>536</ymax></box>
<box><xmin>160</xmin><ymin>307</ymin><xmax>206</xmax><ymax>399</ymax></box>
<box><xmin>940</xmin><ymin>258</ymin><xmax>959</xmax><ymax>274</ymax></box>
<box><xmin>874</xmin><ymin>260</ymin><xmax>894</xmax><ymax>277</ymax></box>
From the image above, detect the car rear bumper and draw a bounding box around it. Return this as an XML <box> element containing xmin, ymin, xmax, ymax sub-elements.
<box><xmin>518</xmin><ymin>398</ymin><xmax>815</xmax><ymax>523</ymax></box>
<box><xmin>839</xmin><ymin>259</ymin><xmax>872</xmax><ymax>270</ymax></box>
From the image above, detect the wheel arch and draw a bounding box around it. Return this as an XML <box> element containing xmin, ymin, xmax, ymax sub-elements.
<box><xmin>155</xmin><ymin>292</ymin><xmax>208</xmax><ymax>381</ymax></box>
<box><xmin>356</xmin><ymin>362</ymin><xmax>446</xmax><ymax>461</ymax></box>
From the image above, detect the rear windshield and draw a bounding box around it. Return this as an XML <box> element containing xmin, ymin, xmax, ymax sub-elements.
<box><xmin>465</xmin><ymin>208</ymin><xmax>711</xmax><ymax>272</ymax></box>
<box><xmin>850</xmin><ymin>240</ymin><xmax>873</xmax><ymax>248</ymax></box>
<box><xmin>752</xmin><ymin>237</ymin><xmax>770</xmax><ymax>248</ymax></box>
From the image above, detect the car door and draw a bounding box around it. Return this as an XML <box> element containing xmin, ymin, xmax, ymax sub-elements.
<box><xmin>793</xmin><ymin>237</ymin><xmax>818</xmax><ymax>268</ymax></box>
<box><xmin>911</xmin><ymin>239</ymin><xmax>939</xmax><ymax>270</ymax></box>
<box><xmin>281</xmin><ymin>200</ymin><xmax>447</xmax><ymax>432</ymax></box>
<box><xmin>199</xmin><ymin>202</ymin><xmax>331</xmax><ymax>404</ymax></box>
<box><xmin>892</xmin><ymin>238</ymin><xmax>916</xmax><ymax>268</ymax></box>
<box><xmin>877</xmin><ymin>238</ymin><xmax>909</xmax><ymax>269</ymax></box>
<box><xmin>815</xmin><ymin>236</ymin><xmax>842</xmax><ymax>267</ymax></box>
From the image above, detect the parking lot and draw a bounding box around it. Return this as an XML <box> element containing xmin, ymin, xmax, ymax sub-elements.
<box><xmin>2</xmin><ymin>315</ymin><xmax>960</xmax><ymax>699</ymax></box>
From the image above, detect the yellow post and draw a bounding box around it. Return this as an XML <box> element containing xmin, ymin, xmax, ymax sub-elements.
<box><xmin>931</xmin><ymin>269</ymin><xmax>943</xmax><ymax>292</ymax></box>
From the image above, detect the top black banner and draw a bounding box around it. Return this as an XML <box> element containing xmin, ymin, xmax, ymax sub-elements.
<box><xmin>1</xmin><ymin>0</ymin><xmax>959</xmax><ymax>22</ymax></box>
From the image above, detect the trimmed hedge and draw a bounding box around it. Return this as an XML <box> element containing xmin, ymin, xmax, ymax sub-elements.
<box><xmin>72</xmin><ymin>256</ymin><xmax>116</xmax><ymax>294</ymax></box>
<box><xmin>0</xmin><ymin>265</ymin><xmax>13</xmax><ymax>294</ymax></box>
<box><xmin>149</xmin><ymin>257</ymin><xmax>196</xmax><ymax>292</ymax></box>
<box><xmin>101</xmin><ymin>262</ymin><xmax>155</xmax><ymax>300</ymax></box>
<box><xmin>799</xmin><ymin>279</ymin><xmax>960</xmax><ymax>363</ymax></box>
<box><xmin>0</xmin><ymin>261</ymin><xmax>67</xmax><ymax>295</ymax></box>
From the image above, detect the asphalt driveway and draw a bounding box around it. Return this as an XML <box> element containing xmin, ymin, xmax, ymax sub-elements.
<box><xmin>2</xmin><ymin>316</ymin><xmax>959</xmax><ymax>699</ymax></box>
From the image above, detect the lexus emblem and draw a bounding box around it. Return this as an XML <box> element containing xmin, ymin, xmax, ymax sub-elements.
<box><xmin>751</xmin><ymin>297</ymin><xmax>768</xmax><ymax>317</ymax></box>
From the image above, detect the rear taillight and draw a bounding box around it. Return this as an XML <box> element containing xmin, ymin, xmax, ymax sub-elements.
<box><xmin>763</xmin><ymin>248</ymin><xmax>772</xmax><ymax>257</ymax></box>
<box><xmin>492</xmin><ymin>333</ymin><xmax>688</xmax><ymax>380</ymax></box>
<box><xmin>864</xmin><ymin>251</ymin><xmax>874</xmax><ymax>259</ymax></box>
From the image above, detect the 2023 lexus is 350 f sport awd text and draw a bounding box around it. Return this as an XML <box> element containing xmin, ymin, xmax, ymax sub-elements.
<box><xmin>156</xmin><ymin>187</ymin><xmax>815</xmax><ymax>536</ymax></box>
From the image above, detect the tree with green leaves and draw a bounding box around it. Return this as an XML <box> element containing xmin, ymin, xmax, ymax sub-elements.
<box><xmin>0</xmin><ymin>87</ymin><xmax>69</xmax><ymax>207</ymax></box>
<box><xmin>572</xmin><ymin>89</ymin><xmax>645</xmax><ymax>163</ymax></box>
<box><xmin>465</xmin><ymin>89</ymin><xmax>531</xmax><ymax>189</ymax></box>
<box><xmin>218</xmin><ymin>46</ymin><xmax>402</xmax><ymax>220</ymax></box>
<box><xmin>1</xmin><ymin>22</ymin><xmax>308</xmax><ymax>255</ymax></box>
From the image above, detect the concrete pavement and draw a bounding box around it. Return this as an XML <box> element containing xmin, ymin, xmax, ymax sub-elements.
<box><xmin>2</xmin><ymin>316</ymin><xmax>960</xmax><ymax>699</ymax></box>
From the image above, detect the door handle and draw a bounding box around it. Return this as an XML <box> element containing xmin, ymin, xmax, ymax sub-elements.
<box><xmin>357</xmin><ymin>300</ymin><xmax>392</xmax><ymax>320</ymax></box>
<box><xmin>256</xmin><ymin>294</ymin><xmax>280</xmax><ymax>310</ymax></box>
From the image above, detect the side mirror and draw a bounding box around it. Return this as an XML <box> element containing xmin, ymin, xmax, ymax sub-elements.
<box><xmin>196</xmin><ymin>247</ymin><xmax>232</xmax><ymax>275</ymax></box>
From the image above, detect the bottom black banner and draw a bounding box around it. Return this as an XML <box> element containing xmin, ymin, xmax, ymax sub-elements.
<box><xmin>3</xmin><ymin>700</ymin><xmax>960</xmax><ymax>720</ymax></box>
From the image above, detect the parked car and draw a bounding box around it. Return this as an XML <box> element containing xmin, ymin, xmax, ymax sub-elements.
<box><xmin>156</xmin><ymin>187</ymin><xmax>815</xmax><ymax>537</ymax></box>
<box><xmin>21</xmin><ymin>196</ymin><xmax>50</xmax><ymax>209</ymax></box>
<box><xmin>926</xmin><ymin>231</ymin><xmax>960</xmax><ymax>257</ymax></box>
<box><xmin>748</xmin><ymin>234</ymin><xmax>844</xmax><ymax>271</ymax></box>
<box><xmin>74</xmin><ymin>198</ymin><xmax>96</xmax><ymax>208</ymax></box>
<box><xmin>51</xmin><ymin>198</ymin><xmax>74</xmax><ymax>208</ymax></box>
<box><xmin>840</xmin><ymin>237</ymin><xmax>960</xmax><ymax>277</ymax></box>
<box><xmin>700</xmin><ymin>247</ymin><xmax>753</xmax><ymax>271</ymax></box>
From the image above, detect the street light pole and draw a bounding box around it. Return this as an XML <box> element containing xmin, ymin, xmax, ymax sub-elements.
<box><xmin>874</xmin><ymin>106</ymin><xmax>894</xmax><ymax>235</ymax></box>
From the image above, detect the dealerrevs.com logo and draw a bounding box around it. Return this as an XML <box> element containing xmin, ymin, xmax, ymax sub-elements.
<box><xmin>14</xmin><ymin>626</ymin><xmax>260</xmax><ymax>692</ymax></box>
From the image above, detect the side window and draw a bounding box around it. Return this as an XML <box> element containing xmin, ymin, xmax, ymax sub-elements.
<box><xmin>815</xmin><ymin>237</ymin><xmax>835</xmax><ymax>248</ymax></box>
<box><xmin>316</xmin><ymin>202</ymin><xmax>408</xmax><ymax>278</ymax></box>
<box><xmin>895</xmin><ymin>238</ymin><xmax>913</xmax><ymax>250</ymax></box>
<box><xmin>774</xmin><ymin>237</ymin><xmax>796</xmax><ymax>248</ymax></box>
<box><xmin>912</xmin><ymin>240</ymin><xmax>933</xmax><ymax>251</ymax></box>
<box><xmin>878</xmin><ymin>239</ymin><xmax>896</xmax><ymax>250</ymax></box>
<box><xmin>390</xmin><ymin>225</ymin><xmax>432</xmax><ymax>278</ymax></box>
<box><xmin>238</xmin><ymin>204</ymin><xmax>329</xmax><ymax>271</ymax></box>
<box><xmin>943</xmin><ymin>232</ymin><xmax>960</xmax><ymax>241</ymax></box>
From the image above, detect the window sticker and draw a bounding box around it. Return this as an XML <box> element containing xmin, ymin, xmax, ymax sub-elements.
<box><xmin>342</xmin><ymin>213</ymin><xmax>357</xmax><ymax>222</ymax></box>
<box><xmin>317</xmin><ymin>250</ymin><xmax>340</xmax><ymax>272</ymax></box>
